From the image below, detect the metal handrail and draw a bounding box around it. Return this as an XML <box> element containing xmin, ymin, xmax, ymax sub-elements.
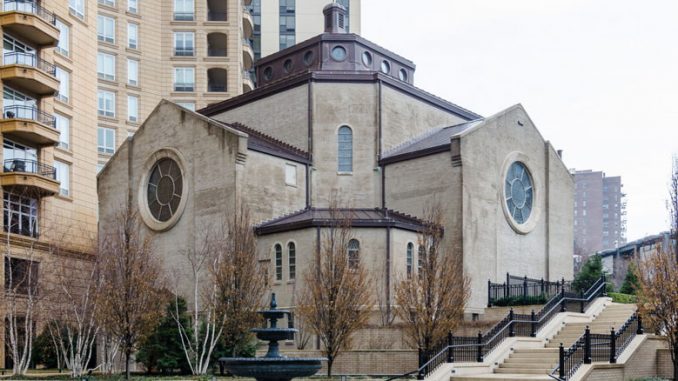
<box><xmin>3</xmin><ymin>105</ymin><xmax>56</xmax><ymax>128</ymax></box>
<box><xmin>3</xmin><ymin>159</ymin><xmax>56</xmax><ymax>179</ymax></box>
<box><xmin>3</xmin><ymin>52</ymin><xmax>56</xmax><ymax>75</ymax></box>
<box><xmin>173</xmin><ymin>12</ymin><xmax>194</xmax><ymax>21</ymax></box>
<box><xmin>2</xmin><ymin>1</ymin><xmax>56</xmax><ymax>25</ymax></box>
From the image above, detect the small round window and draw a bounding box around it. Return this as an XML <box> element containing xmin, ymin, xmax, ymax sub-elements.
<box><xmin>263</xmin><ymin>66</ymin><xmax>273</xmax><ymax>81</ymax></box>
<box><xmin>361</xmin><ymin>51</ymin><xmax>372</xmax><ymax>67</ymax></box>
<box><xmin>147</xmin><ymin>158</ymin><xmax>183</xmax><ymax>222</ymax></box>
<box><xmin>283</xmin><ymin>59</ymin><xmax>293</xmax><ymax>73</ymax></box>
<box><xmin>303</xmin><ymin>50</ymin><xmax>315</xmax><ymax>66</ymax></box>
<box><xmin>381</xmin><ymin>60</ymin><xmax>391</xmax><ymax>74</ymax></box>
<box><xmin>504</xmin><ymin>162</ymin><xmax>533</xmax><ymax>224</ymax></box>
<box><xmin>331</xmin><ymin>46</ymin><xmax>347</xmax><ymax>61</ymax></box>
<box><xmin>399</xmin><ymin>69</ymin><xmax>408</xmax><ymax>81</ymax></box>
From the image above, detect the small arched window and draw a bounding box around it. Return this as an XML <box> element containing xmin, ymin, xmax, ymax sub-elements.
<box><xmin>288</xmin><ymin>242</ymin><xmax>296</xmax><ymax>280</ymax></box>
<box><xmin>274</xmin><ymin>244</ymin><xmax>283</xmax><ymax>281</ymax></box>
<box><xmin>337</xmin><ymin>126</ymin><xmax>353</xmax><ymax>172</ymax></box>
<box><xmin>406</xmin><ymin>242</ymin><xmax>414</xmax><ymax>279</ymax></box>
<box><xmin>348</xmin><ymin>239</ymin><xmax>360</xmax><ymax>269</ymax></box>
<box><xmin>417</xmin><ymin>245</ymin><xmax>426</xmax><ymax>276</ymax></box>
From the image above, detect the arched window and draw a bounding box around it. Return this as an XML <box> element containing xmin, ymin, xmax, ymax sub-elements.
<box><xmin>274</xmin><ymin>244</ymin><xmax>283</xmax><ymax>281</ymax></box>
<box><xmin>348</xmin><ymin>239</ymin><xmax>360</xmax><ymax>269</ymax></box>
<box><xmin>288</xmin><ymin>242</ymin><xmax>296</xmax><ymax>280</ymax></box>
<box><xmin>417</xmin><ymin>245</ymin><xmax>426</xmax><ymax>276</ymax></box>
<box><xmin>406</xmin><ymin>242</ymin><xmax>413</xmax><ymax>279</ymax></box>
<box><xmin>337</xmin><ymin>126</ymin><xmax>353</xmax><ymax>172</ymax></box>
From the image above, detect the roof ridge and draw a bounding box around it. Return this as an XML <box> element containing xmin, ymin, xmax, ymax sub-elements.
<box><xmin>382</xmin><ymin>127</ymin><xmax>445</xmax><ymax>157</ymax></box>
<box><xmin>228</xmin><ymin>122</ymin><xmax>309</xmax><ymax>158</ymax></box>
<box><xmin>256</xmin><ymin>207</ymin><xmax>309</xmax><ymax>227</ymax></box>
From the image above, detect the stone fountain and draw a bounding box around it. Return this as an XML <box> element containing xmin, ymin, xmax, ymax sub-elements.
<box><xmin>219</xmin><ymin>294</ymin><xmax>324</xmax><ymax>381</ymax></box>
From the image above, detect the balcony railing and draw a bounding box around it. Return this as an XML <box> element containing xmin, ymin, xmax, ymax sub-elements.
<box><xmin>3</xmin><ymin>159</ymin><xmax>56</xmax><ymax>179</ymax></box>
<box><xmin>173</xmin><ymin>12</ymin><xmax>194</xmax><ymax>21</ymax></box>
<box><xmin>173</xmin><ymin>83</ymin><xmax>195</xmax><ymax>92</ymax></box>
<box><xmin>3</xmin><ymin>105</ymin><xmax>56</xmax><ymax>128</ymax></box>
<box><xmin>208</xmin><ymin>84</ymin><xmax>226</xmax><ymax>92</ymax></box>
<box><xmin>242</xmin><ymin>38</ymin><xmax>253</xmax><ymax>49</ymax></box>
<box><xmin>2</xmin><ymin>1</ymin><xmax>56</xmax><ymax>25</ymax></box>
<box><xmin>3</xmin><ymin>52</ymin><xmax>56</xmax><ymax>75</ymax></box>
<box><xmin>174</xmin><ymin>47</ymin><xmax>195</xmax><ymax>56</ymax></box>
<box><xmin>207</xmin><ymin>11</ymin><xmax>227</xmax><ymax>21</ymax></box>
<box><xmin>208</xmin><ymin>48</ymin><xmax>227</xmax><ymax>57</ymax></box>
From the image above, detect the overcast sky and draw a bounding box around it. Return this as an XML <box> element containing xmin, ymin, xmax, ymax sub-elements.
<box><xmin>362</xmin><ymin>0</ymin><xmax>678</xmax><ymax>242</ymax></box>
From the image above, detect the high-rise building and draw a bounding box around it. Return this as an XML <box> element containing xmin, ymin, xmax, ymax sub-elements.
<box><xmin>572</xmin><ymin>169</ymin><xmax>627</xmax><ymax>256</ymax></box>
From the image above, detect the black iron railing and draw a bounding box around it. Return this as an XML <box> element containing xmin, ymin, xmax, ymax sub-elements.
<box><xmin>3</xmin><ymin>159</ymin><xmax>56</xmax><ymax>179</ymax></box>
<box><xmin>2</xmin><ymin>1</ymin><xmax>56</xmax><ymax>25</ymax></box>
<box><xmin>208</xmin><ymin>84</ymin><xmax>227</xmax><ymax>92</ymax></box>
<box><xmin>173</xmin><ymin>12</ymin><xmax>194</xmax><ymax>21</ymax></box>
<box><xmin>208</xmin><ymin>48</ymin><xmax>227</xmax><ymax>56</ymax></box>
<box><xmin>488</xmin><ymin>273</ymin><xmax>572</xmax><ymax>306</ymax></box>
<box><xmin>403</xmin><ymin>276</ymin><xmax>608</xmax><ymax>380</ymax></box>
<box><xmin>3</xmin><ymin>105</ymin><xmax>56</xmax><ymax>128</ymax></box>
<box><xmin>3</xmin><ymin>52</ymin><xmax>56</xmax><ymax>75</ymax></box>
<box><xmin>174</xmin><ymin>47</ymin><xmax>194</xmax><ymax>56</ymax></box>
<box><xmin>551</xmin><ymin>312</ymin><xmax>643</xmax><ymax>380</ymax></box>
<box><xmin>207</xmin><ymin>11</ymin><xmax>227</xmax><ymax>21</ymax></box>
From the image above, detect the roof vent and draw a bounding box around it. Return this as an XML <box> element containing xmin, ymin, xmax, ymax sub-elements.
<box><xmin>323</xmin><ymin>2</ymin><xmax>348</xmax><ymax>34</ymax></box>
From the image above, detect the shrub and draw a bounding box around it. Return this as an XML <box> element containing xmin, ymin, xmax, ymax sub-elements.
<box><xmin>609</xmin><ymin>292</ymin><xmax>637</xmax><ymax>304</ymax></box>
<box><xmin>137</xmin><ymin>297</ymin><xmax>192</xmax><ymax>374</ymax></box>
<box><xmin>620</xmin><ymin>264</ymin><xmax>640</xmax><ymax>295</ymax></box>
<box><xmin>493</xmin><ymin>294</ymin><xmax>548</xmax><ymax>307</ymax></box>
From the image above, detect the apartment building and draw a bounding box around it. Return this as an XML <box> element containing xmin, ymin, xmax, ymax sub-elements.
<box><xmin>573</xmin><ymin>169</ymin><xmax>627</xmax><ymax>256</ymax></box>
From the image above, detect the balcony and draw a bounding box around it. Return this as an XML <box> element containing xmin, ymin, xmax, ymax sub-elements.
<box><xmin>0</xmin><ymin>158</ymin><xmax>59</xmax><ymax>197</ymax></box>
<box><xmin>242</xmin><ymin>39</ymin><xmax>254</xmax><ymax>70</ymax></box>
<box><xmin>242</xmin><ymin>70</ymin><xmax>254</xmax><ymax>93</ymax></box>
<box><xmin>0</xmin><ymin>105</ymin><xmax>59</xmax><ymax>146</ymax></box>
<box><xmin>242</xmin><ymin>7</ymin><xmax>253</xmax><ymax>38</ymax></box>
<box><xmin>207</xmin><ymin>68</ymin><xmax>227</xmax><ymax>93</ymax></box>
<box><xmin>0</xmin><ymin>2</ymin><xmax>59</xmax><ymax>47</ymax></box>
<box><xmin>0</xmin><ymin>53</ymin><xmax>59</xmax><ymax>95</ymax></box>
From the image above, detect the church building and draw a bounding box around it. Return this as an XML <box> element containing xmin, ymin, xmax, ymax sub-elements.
<box><xmin>97</xmin><ymin>3</ymin><xmax>574</xmax><ymax>316</ymax></box>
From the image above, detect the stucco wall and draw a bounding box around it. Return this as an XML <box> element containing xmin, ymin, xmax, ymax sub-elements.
<box><xmin>546</xmin><ymin>143</ymin><xmax>575</xmax><ymax>281</ymax></box>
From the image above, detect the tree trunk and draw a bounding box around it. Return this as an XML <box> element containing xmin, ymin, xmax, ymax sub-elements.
<box><xmin>673</xmin><ymin>342</ymin><xmax>677</xmax><ymax>381</ymax></box>
<box><xmin>327</xmin><ymin>355</ymin><xmax>333</xmax><ymax>378</ymax></box>
<box><xmin>125</xmin><ymin>349</ymin><xmax>131</xmax><ymax>380</ymax></box>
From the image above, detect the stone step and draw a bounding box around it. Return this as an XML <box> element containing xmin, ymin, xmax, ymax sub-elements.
<box><xmin>451</xmin><ymin>374</ymin><xmax>553</xmax><ymax>381</ymax></box>
<box><xmin>506</xmin><ymin>356</ymin><xmax>559</xmax><ymax>363</ymax></box>
<box><xmin>494</xmin><ymin>367</ymin><xmax>551</xmax><ymax>374</ymax></box>
<box><xmin>513</xmin><ymin>348</ymin><xmax>559</xmax><ymax>353</ymax></box>
<box><xmin>500</xmin><ymin>362</ymin><xmax>556</xmax><ymax>369</ymax></box>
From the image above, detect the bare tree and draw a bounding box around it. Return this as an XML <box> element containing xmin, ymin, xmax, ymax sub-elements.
<box><xmin>394</xmin><ymin>205</ymin><xmax>470</xmax><ymax>355</ymax></box>
<box><xmin>296</xmin><ymin>208</ymin><xmax>373</xmax><ymax>377</ymax></box>
<box><xmin>97</xmin><ymin>207</ymin><xmax>166</xmax><ymax>380</ymax></box>
<box><xmin>636</xmin><ymin>158</ymin><xmax>678</xmax><ymax>380</ymax></box>
<box><xmin>213</xmin><ymin>204</ymin><xmax>267</xmax><ymax>357</ymax></box>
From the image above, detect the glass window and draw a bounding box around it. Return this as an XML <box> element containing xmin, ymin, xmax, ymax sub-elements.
<box><xmin>3</xmin><ymin>193</ymin><xmax>38</xmax><ymax>238</ymax></box>
<box><xmin>54</xmin><ymin>161</ymin><xmax>70</xmax><ymax>196</ymax></box>
<box><xmin>127</xmin><ymin>23</ymin><xmax>138</xmax><ymax>49</ymax></box>
<box><xmin>127</xmin><ymin>59</ymin><xmax>138</xmax><ymax>86</ymax></box>
<box><xmin>97</xmin><ymin>127</ymin><xmax>115</xmax><ymax>153</ymax></box>
<box><xmin>337</xmin><ymin>125</ymin><xmax>352</xmax><ymax>172</ymax></box>
<box><xmin>55</xmin><ymin>19</ymin><xmax>70</xmax><ymax>56</ymax></box>
<box><xmin>98</xmin><ymin>0</ymin><xmax>115</xmax><ymax>6</ymax></box>
<box><xmin>504</xmin><ymin>161</ymin><xmax>534</xmax><ymax>225</ymax></box>
<box><xmin>3</xmin><ymin>139</ymin><xmax>37</xmax><ymax>163</ymax></box>
<box><xmin>173</xmin><ymin>67</ymin><xmax>195</xmax><ymax>91</ymax></box>
<box><xmin>173</xmin><ymin>0</ymin><xmax>194</xmax><ymax>20</ymax></box>
<box><xmin>127</xmin><ymin>0</ymin><xmax>138</xmax><ymax>12</ymax></box>
<box><xmin>69</xmin><ymin>0</ymin><xmax>85</xmax><ymax>19</ymax></box>
<box><xmin>274</xmin><ymin>244</ymin><xmax>282</xmax><ymax>281</ymax></box>
<box><xmin>127</xmin><ymin>95</ymin><xmax>138</xmax><ymax>122</ymax></box>
<box><xmin>348</xmin><ymin>239</ymin><xmax>359</xmax><ymax>270</ymax></box>
<box><xmin>97</xmin><ymin>15</ymin><xmax>115</xmax><ymax>44</ymax></box>
<box><xmin>406</xmin><ymin>242</ymin><xmax>413</xmax><ymax>279</ymax></box>
<box><xmin>285</xmin><ymin>164</ymin><xmax>296</xmax><ymax>186</ymax></box>
<box><xmin>288</xmin><ymin>242</ymin><xmax>296</xmax><ymax>280</ymax></box>
<box><xmin>97</xmin><ymin>52</ymin><xmax>116</xmax><ymax>81</ymax></box>
<box><xmin>55</xmin><ymin>67</ymin><xmax>70</xmax><ymax>103</ymax></box>
<box><xmin>55</xmin><ymin>113</ymin><xmax>70</xmax><ymax>150</ymax></box>
<box><xmin>417</xmin><ymin>245</ymin><xmax>425</xmax><ymax>275</ymax></box>
<box><xmin>4</xmin><ymin>257</ymin><xmax>39</xmax><ymax>295</ymax></box>
<box><xmin>173</xmin><ymin>32</ymin><xmax>194</xmax><ymax>56</ymax></box>
<box><xmin>176</xmin><ymin>102</ymin><xmax>195</xmax><ymax>111</ymax></box>
<box><xmin>97</xmin><ymin>90</ymin><xmax>115</xmax><ymax>117</ymax></box>
<box><xmin>96</xmin><ymin>163</ymin><xmax>105</xmax><ymax>173</ymax></box>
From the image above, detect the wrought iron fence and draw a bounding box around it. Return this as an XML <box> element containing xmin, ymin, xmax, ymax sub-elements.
<box><xmin>3</xmin><ymin>105</ymin><xmax>56</xmax><ymax>128</ymax></box>
<box><xmin>3</xmin><ymin>159</ymin><xmax>56</xmax><ymax>179</ymax></box>
<box><xmin>3</xmin><ymin>52</ymin><xmax>56</xmax><ymax>75</ymax></box>
<box><xmin>2</xmin><ymin>1</ymin><xmax>56</xmax><ymax>25</ymax></box>
<box><xmin>488</xmin><ymin>273</ymin><xmax>572</xmax><ymax>306</ymax></box>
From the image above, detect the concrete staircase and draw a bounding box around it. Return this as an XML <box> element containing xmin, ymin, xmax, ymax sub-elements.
<box><xmin>450</xmin><ymin>302</ymin><xmax>636</xmax><ymax>381</ymax></box>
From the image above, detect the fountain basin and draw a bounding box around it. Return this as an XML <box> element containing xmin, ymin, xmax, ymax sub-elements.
<box><xmin>220</xmin><ymin>357</ymin><xmax>324</xmax><ymax>381</ymax></box>
<box><xmin>251</xmin><ymin>327</ymin><xmax>297</xmax><ymax>341</ymax></box>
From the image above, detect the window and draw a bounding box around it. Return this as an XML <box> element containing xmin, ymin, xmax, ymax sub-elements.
<box><xmin>3</xmin><ymin>193</ymin><xmax>38</xmax><ymax>238</ymax></box>
<box><xmin>128</xmin><ymin>0</ymin><xmax>138</xmax><ymax>13</ymax></box>
<box><xmin>96</xmin><ymin>163</ymin><xmax>105</xmax><ymax>173</ymax></box>
<box><xmin>97</xmin><ymin>52</ymin><xmax>116</xmax><ymax>81</ymax></box>
<box><xmin>69</xmin><ymin>0</ymin><xmax>85</xmax><ymax>19</ymax></box>
<box><xmin>54</xmin><ymin>161</ymin><xmax>70</xmax><ymax>196</ymax></box>
<box><xmin>285</xmin><ymin>164</ymin><xmax>296</xmax><ymax>186</ymax></box>
<box><xmin>337</xmin><ymin>126</ymin><xmax>352</xmax><ymax>172</ymax></box>
<box><xmin>127</xmin><ymin>59</ymin><xmax>138</xmax><ymax>85</ymax></box>
<box><xmin>55</xmin><ymin>67</ymin><xmax>70</xmax><ymax>103</ymax></box>
<box><xmin>97</xmin><ymin>15</ymin><xmax>115</xmax><ymax>43</ymax></box>
<box><xmin>97</xmin><ymin>90</ymin><xmax>115</xmax><ymax>117</ymax></box>
<box><xmin>274</xmin><ymin>244</ymin><xmax>282</xmax><ymax>281</ymax></box>
<box><xmin>97</xmin><ymin>127</ymin><xmax>115</xmax><ymax>153</ymax></box>
<box><xmin>279</xmin><ymin>0</ymin><xmax>295</xmax><ymax>49</ymax></box>
<box><xmin>127</xmin><ymin>23</ymin><xmax>138</xmax><ymax>49</ymax></box>
<box><xmin>176</xmin><ymin>102</ymin><xmax>195</xmax><ymax>111</ymax></box>
<box><xmin>406</xmin><ymin>242</ymin><xmax>413</xmax><ymax>279</ymax></box>
<box><xmin>348</xmin><ymin>239</ymin><xmax>359</xmax><ymax>270</ymax></box>
<box><xmin>55</xmin><ymin>20</ymin><xmax>70</xmax><ymax>56</ymax></box>
<box><xmin>173</xmin><ymin>32</ymin><xmax>194</xmax><ymax>56</ymax></box>
<box><xmin>4</xmin><ymin>257</ymin><xmax>39</xmax><ymax>295</ymax></box>
<box><xmin>173</xmin><ymin>67</ymin><xmax>195</xmax><ymax>91</ymax></box>
<box><xmin>417</xmin><ymin>245</ymin><xmax>425</xmax><ymax>275</ymax></box>
<box><xmin>174</xmin><ymin>0</ymin><xmax>194</xmax><ymax>20</ymax></box>
<box><xmin>55</xmin><ymin>113</ymin><xmax>70</xmax><ymax>150</ymax></box>
<box><xmin>127</xmin><ymin>95</ymin><xmax>138</xmax><ymax>122</ymax></box>
<box><xmin>288</xmin><ymin>242</ymin><xmax>296</xmax><ymax>280</ymax></box>
<box><xmin>98</xmin><ymin>0</ymin><xmax>115</xmax><ymax>6</ymax></box>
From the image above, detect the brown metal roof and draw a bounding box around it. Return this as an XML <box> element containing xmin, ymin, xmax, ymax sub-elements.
<box><xmin>222</xmin><ymin>122</ymin><xmax>310</xmax><ymax>164</ymax></box>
